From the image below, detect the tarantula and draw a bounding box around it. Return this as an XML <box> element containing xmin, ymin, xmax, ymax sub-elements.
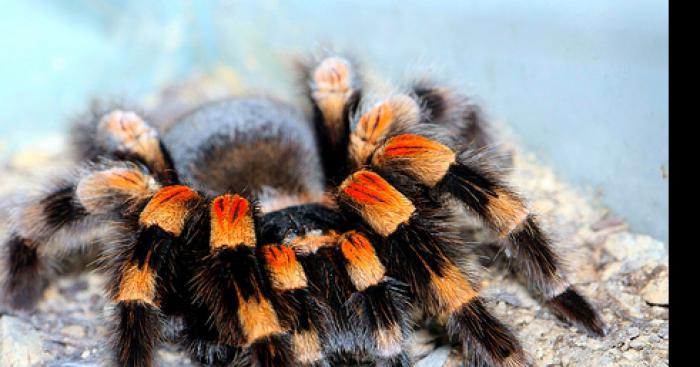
<box><xmin>0</xmin><ymin>54</ymin><xmax>606</xmax><ymax>367</ymax></box>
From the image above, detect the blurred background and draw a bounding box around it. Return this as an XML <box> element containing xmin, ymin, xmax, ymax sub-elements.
<box><xmin>0</xmin><ymin>1</ymin><xmax>668</xmax><ymax>244</ymax></box>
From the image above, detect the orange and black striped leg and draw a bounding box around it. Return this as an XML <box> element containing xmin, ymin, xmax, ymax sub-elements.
<box><xmin>446</xmin><ymin>298</ymin><xmax>529</xmax><ymax>367</ymax></box>
<box><xmin>0</xmin><ymin>163</ymin><xmax>159</xmax><ymax>309</ymax></box>
<box><xmin>89</xmin><ymin>109</ymin><xmax>177</xmax><ymax>183</ymax></box>
<box><xmin>1</xmin><ymin>235</ymin><xmax>46</xmax><ymax>309</ymax></box>
<box><xmin>262</xmin><ymin>244</ymin><xmax>330</xmax><ymax>367</ymax></box>
<box><xmin>445</xmin><ymin>160</ymin><xmax>605</xmax><ymax>336</ymax></box>
<box><xmin>337</xmin><ymin>231</ymin><xmax>412</xmax><ymax>367</ymax></box>
<box><xmin>296</xmin><ymin>242</ymin><xmax>357</xmax><ymax>357</ymax></box>
<box><xmin>110</xmin><ymin>236</ymin><xmax>165</xmax><ymax>367</ymax></box>
<box><xmin>347</xmin><ymin>94</ymin><xmax>422</xmax><ymax>171</ymax></box>
<box><xmin>411</xmin><ymin>82</ymin><xmax>497</xmax><ymax>154</ymax></box>
<box><xmin>112</xmin><ymin>300</ymin><xmax>161</xmax><ymax>367</ymax></box>
<box><xmin>257</xmin><ymin>202</ymin><xmax>350</xmax><ymax>360</ymax></box>
<box><xmin>370</xmin><ymin>133</ymin><xmax>607</xmax><ymax>337</ymax></box>
<box><xmin>338</xmin><ymin>170</ymin><xmax>529</xmax><ymax>367</ymax></box>
<box><xmin>106</xmin><ymin>185</ymin><xmax>200</xmax><ymax>367</ymax></box>
<box><xmin>110</xmin><ymin>226</ymin><xmax>171</xmax><ymax>367</ymax></box>
<box><xmin>508</xmin><ymin>216</ymin><xmax>608</xmax><ymax>336</ymax></box>
<box><xmin>180</xmin><ymin>299</ymin><xmax>243</xmax><ymax>366</ymax></box>
<box><xmin>303</xmin><ymin>55</ymin><xmax>362</xmax><ymax>184</ymax></box>
<box><xmin>191</xmin><ymin>194</ymin><xmax>295</xmax><ymax>366</ymax></box>
<box><xmin>178</xmin><ymin>267</ymin><xmax>242</xmax><ymax>366</ymax></box>
<box><xmin>1</xmin><ymin>180</ymin><xmax>88</xmax><ymax>309</ymax></box>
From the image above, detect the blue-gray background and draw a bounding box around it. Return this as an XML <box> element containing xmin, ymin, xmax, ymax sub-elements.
<box><xmin>0</xmin><ymin>1</ymin><xmax>668</xmax><ymax>244</ymax></box>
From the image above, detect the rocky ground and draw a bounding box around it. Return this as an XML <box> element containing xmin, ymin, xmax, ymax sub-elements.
<box><xmin>0</xmin><ymin>75</ymin><xmax>668</xmax><ymax>366</ymax></box>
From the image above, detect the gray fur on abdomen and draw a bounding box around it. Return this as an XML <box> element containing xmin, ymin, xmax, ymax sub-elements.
<box><xmin>161</xmin><ymin>96</ymin><xmax>324</xmax><ymax>198</ymax></box>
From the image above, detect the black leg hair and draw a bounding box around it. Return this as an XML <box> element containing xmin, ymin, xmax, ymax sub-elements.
<box><xmin>260</xmin><ymin>243</ymin><xmax>332</xmax><ymax>367</ymax></box>
<box><xmin>107</xmin><ymin>227</ymin><xmax>169</xmax><ymax>367</ymax></box>
<box><xmin>297</xmin><ymin>244</ymin><xmax>358</xmax><ymax>357</ymax></box>
<box><xmin>361</xmin><ymin>119</ymin><xmax>607</xmax><ymax>337</ymax></box>
<box><xmin>177</xmin><ymin>210</ymin><xmax>244</xmax><ymax>366</ymax></box>
<box><xmin>70</xmin><ymin>106</ymin><xmax>177</xmax><ymax>183</ymax></box>
<box><xmin>447</xmin><ymin>298</ymin><xmax>529</xmax><ymax>367</ymax></box>
<box><xmin>258</xmin><ymin>204</ymin><xmax>412</xmax><ymax>365</ymax></box>
<box><xmin>444</xmin><ymin>154</ymin><xmax>606</xmax><ymax>336</ymax></box>
<box><xmin>411</xmin><ymin>81</ymin><xmax>497</xmax><ymax>154</ymax></box>
<box><xmin>336</xmin><ymin>231</ymin><xmax>412</xmax><ymax>366</ymax></box>
<box><xmin>0</xmin><ymin>234</ymin><xmax>46</xmax><ymax>309</ymax></box>
<box><xmin>299</xmin><ymin>54</ymin><xmax>363</xmax><ymax>185</ymax></box>
<box><xmin>0</xmin><ymin>161</ymin><xmax>160</xmax><ymax>309</ymax></box>
<box><xmin>1</xmin><ymin>106</ymin><xmax>172</xmax><ymax>310</ymax></box>
<box><xmin>337</xmin><ymin>170</ymin><xmax>529</xmax><ymax>367</ymax></box>
<box><xmin>190</xmin><ymin>194</ymin><xmax>296</xmax><ymax>366</ymax></box>
<box><xmin>103</xmin><ymin>185</ymin><xmax>201</xmax><ymax>367</ymax></box>
<box><xmin>181</xmin><ymin>302</ymin><xmax>243</xmax><ymax>367</ymax></box>
<box><xmin>112</xmin><ymin>300</ymin><xmax>162</xmax><ymax>367</ymax></box>
<box><xmin>248</xmin><ymin>334</ymin><xmax>295</xmax><ymax>367</ymax></box>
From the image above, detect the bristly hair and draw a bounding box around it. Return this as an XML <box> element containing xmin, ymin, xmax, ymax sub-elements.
<box><xmin>447</xmin><ymin>298</ymin><xmax>529</xmax><ymax>367</ymax></box>
<box><xmin>111</xmin><ymin>301</ymin><xmax>163</xmax><ymax>367</ymax></box>
<box><xmin>410</xmin><ymin>79</ymin><xmax>502</xmax><ymax>158</ymax></box>
<box><xmin>0</xmin><ymin>234</ymin><xmax>47</xmax><ymax>309</ymax></box>
<box><xmin>190</xmin><ymin>245</ymin><xmax>254</xmax><ymax>345</ymax></box>
<box><xmin>248</xmin><ymin>334</ymin><xmax>295</xmax><ymax>367</ymax></box>
<box><xmin>547</xmin><ymin>287</ymin><xmax>608</xmax><ymax>337</ymax></box>
<box><xmin>343</xmin><ymin>278</ymin><xmax>412</xmax><ymax>362</ymax></box>
<box><xmin>0</xmin><ymin>53</ymin><xmax>608</xmax><ymax>367</ymax></box>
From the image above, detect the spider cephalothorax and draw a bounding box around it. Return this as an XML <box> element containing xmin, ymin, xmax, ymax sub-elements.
<box><xmin>1</xmin><ymin>54</ymin><xmax>606</xmax><ymax>367</ymax></box>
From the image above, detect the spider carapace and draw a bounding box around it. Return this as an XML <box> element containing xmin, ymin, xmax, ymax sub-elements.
<box><xmin>1</xmin><ymin>55</ymin><xmax>607</xmax><ymax>367</ymax></box>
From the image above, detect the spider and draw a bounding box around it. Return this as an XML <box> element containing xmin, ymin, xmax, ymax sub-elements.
<box><xmin>0</xmin><ymin>54</ymin><xmax>607</xmax><ymax>367</ymax></box>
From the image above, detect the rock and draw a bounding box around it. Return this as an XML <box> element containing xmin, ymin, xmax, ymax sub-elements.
<box><xmin>157</xmin><ymin>348</ymin><xmax>191</xmax><ymax>364</ymax></box>
<box><xmin>627</xmin><ymin>326</ymin><xmax>640</xmax><ymax>339</ymax></box>
<box><xmin>642</xmin><ymin>274</ymin><xmax>669</xmax><ymax>306</ymax></box>
<box><xmin>61</xmin><ymin>325</ymin><xmax>86</xmax><ymax>339</ymax></box>
<box><xmin>590</xmin><ymin>217</ymin><xmax>627</xmax><ymax>232</ymax></box>
<box><xmin>600</xmin><ymin>262</ymin><xmax>622</xmax><ymax>281</ymax></box>
<box><xmin>415</xmin><ymin>346</ymin><xmax>450</xmax><ymax>367</ymax></box>
<box><xmin>629</xmin><ymin>339</ymin><xmax>645</xmax><ymax>350</ymax></box>
<box><xmin>602</xmin><ymin>233</ymin><xmax>668</xmax><ymax>272</ymax></box>
<box><xmin>0</xmin><ymin>315</ymin><xmax>49</xmax><ymax>367</ymax></box>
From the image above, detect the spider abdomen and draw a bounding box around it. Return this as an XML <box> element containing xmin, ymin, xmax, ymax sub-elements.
<box><xmin>161</xmin><ymin>97</ymin><xmax>324</xmax><ymax>202</ymax></box>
